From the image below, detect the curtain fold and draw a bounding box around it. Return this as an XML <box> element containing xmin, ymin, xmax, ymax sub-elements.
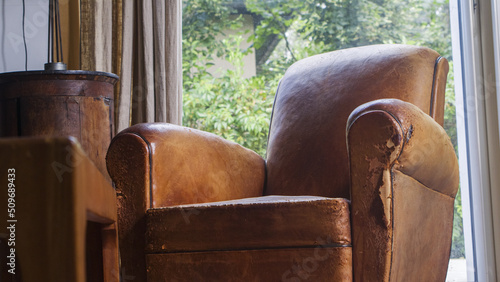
<box><xmin>81</xmin><ymin>0</ymin><xmax>113</xmax><ymax>72</ymax></box>
<box><xmin>165</xmin><ymin>0</ymin><xmax>183</xmax><ymax>125</ymax></box>
<box><xmin>153</xmin><ymin>0</ymin><xmax>167</xmax><ymax>122</ymax></box>
<box><xmin>124</xmin><ymin>0</ymin><xmax>182</xmax><ymax>132</ymax></box>
<box><xmin>116</xmin><ymin>0</ymin><xmax>133</xmax><ymax>132</ymax></box>
<box><xmin>133</xmin><ymin>0</ymin><xmax>155</xmax><ymax>124</ymax></box>
<box><xmin>82</xmin><ymin>0</ymin><xmax>183</xmax><ymax>133</ymax></box>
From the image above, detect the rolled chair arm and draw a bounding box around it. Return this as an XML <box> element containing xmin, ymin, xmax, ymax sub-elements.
<box><xmin>347</xmin><ymin>98</ymin><xmax>459</xmax><ymax>281</ymax></box>
<box><xmin>348</xmin><ymin>99</ymin><xmax>459</xmax><ymax>195</ymax></box>
<box><xmin>106</xmin><ymin>123</ymin><xmax>266</xmax><ymax>280</ymax></box>
<box><xmin>107</xmin><ymin>123</ymin><xmax>266</xmax><ymax>208</ymax></box>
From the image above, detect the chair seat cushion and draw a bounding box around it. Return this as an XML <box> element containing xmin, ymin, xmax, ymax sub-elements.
<box><xmin>146</xmin><ymin>246</ymin><xmax>353</xmax><ymax>281</ymax></box>
<box><xmin>146</xmin><ymin>195</ymin><xmax>351</xmax><ymax>253</ymax></box>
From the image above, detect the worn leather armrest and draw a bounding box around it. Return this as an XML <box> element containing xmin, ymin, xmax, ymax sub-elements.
<box><xmin>106</xmin><ymin>123</ymin><xmax>265</xmax><ymax>208</ymax></box>
<box><xmin>106</xmin><ymin>123</ymin><xmax>266</xmax><ymax>280</ymax></box>
<box><xmin>348</xmin><ymin>98</ymin><xmax>459</xmax><ymax>197</ymax></box>
<box><xmin>347</xmin><ymin>98</ymin><xmax>459</xmax><ymax>281</ymax></box>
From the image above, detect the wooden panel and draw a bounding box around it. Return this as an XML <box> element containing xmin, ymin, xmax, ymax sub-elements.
<box><xmin>16</xmin><ymin>95</ymin><xmax>113</xmax><ymax>180</ymax></box>
<box><xmin>0</xmin><ymin>98</ymin><xmax>18</xmax><ymax>136</ymax></box>
<box><xmin>0</xmin><ymin>137</ymin><xmax>119</xmax><ymax>282</ymax></box>
<box><xmin>85</xmin><ymin>223</ymin><xmax>119</xmax><ymax>282</ymax></box>
<box><xmin>0</xmin><ymin>77</ymin><xmax>116</xmax><ymax>100</ymax></box>
<box><xmin>146</xmin><ymin>196</ymin><xmax>351</xmax><ymax>253</ymax></box>
<box><xmin>0</xmin><ymin>138</ymin><xmax>86</xmax><ymax>281</ymax></box>
<box><xmin>19</xmin><ymin>96</ymin><xmax>81</xmax><ymax>138</ymax></box>
<box><xmin>101</xmin><ymin>223</ymin><xmax>120</xmax><ymax>282</ymax></box>
<box><xmin>0</xmin><ymin>72</ymin><xmax>118</xmax><ymax>181</ymax></box>
<box><xmin>86</xmin><ymin>222</ymin><xmax>104</xmax><ymax>282</ymax></box>
<box><xmin>147</xmin><ymin>247</ymin><xmax>352</xmax><ymax>281</ymax></box>
<box><xmin>76</xmin><ymin>137</ymin><xmax>119</xmax><ymax>282</ymax></box>
<box><xmin>79</xmin><ymin>96</ymin><xmax>114</xmax><ymax>180</ymax></box>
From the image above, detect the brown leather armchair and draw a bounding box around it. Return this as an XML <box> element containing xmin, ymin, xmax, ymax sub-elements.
<box><xmin>106</xmin><ymin>44</ymin><xmax>459</xmax><ymax>281</ymax></box>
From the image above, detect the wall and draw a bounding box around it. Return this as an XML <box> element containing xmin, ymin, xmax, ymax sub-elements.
<box><xmin>0</xmin><ymin>0</ymin><xmax>79</xmax><ymax>73</ymax></box>
<box><xmin>209</xmin><ymin>14</ymin><xmax>257</xmax><ymax>78</ymax></box>
<box><xmin>0</xmin><ymin>0</ymin><xmax>49</xmax><ymax>72</ymax></box>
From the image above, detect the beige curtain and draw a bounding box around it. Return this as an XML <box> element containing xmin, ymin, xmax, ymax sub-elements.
<box><xmin>81</xmin><ymin>0</ymin><xmax>183</xmax><ymax>133</ymax></box>
<box><xmin>81</xmin><ymin>0</ymin><xmax>113</xmax><ymax>71</ymax></box>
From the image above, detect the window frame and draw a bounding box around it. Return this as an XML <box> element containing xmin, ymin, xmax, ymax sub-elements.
<box><xmin>450</xmin><ymin>0</ymin><xmax>500</xmax><ymax>280</ymax></box>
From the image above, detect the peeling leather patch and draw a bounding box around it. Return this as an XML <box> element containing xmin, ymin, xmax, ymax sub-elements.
<box><xmin>391</xmin><ymin>133</ymin><xmax>402</xmax><ymax>147</ymax></box>
<box><xmin>370</xmin><ymin>175</ymin><xmax>388</xmax><ymax>229</ymax></box>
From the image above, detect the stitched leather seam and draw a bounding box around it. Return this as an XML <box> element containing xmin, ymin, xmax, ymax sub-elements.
<box><xmin>429</xmin><ymin>56</ymin><xmax>444</xmax><ymax>119</ymax></box>
<box><xmin>389</xmin><ymin>169</ymin><xmax>395</xmax><ymax>281</ymax></box>
<box><xmin>126</xmin><ymin>132</ymin><xmax>154</xmax><ymax>209</ymax></box>
<box><xmin>144</xmin><ymin>244</ymin><xmax>352</xmax><ymax>255</ymax></box>
<box><xmin>263</xmin><ymin>80</ymin><xmax>281</xmax><ymax>195</ymax></box>
<box><xmin>348</xmin><ymin>108</ymin><xmax>407</xmax><ymax>164</ymax></box>
<box><xmin>392</xmin><ymin>168</ymin><xmax>454</xmax><ymax>199</ymax></box>
<box><xmin>381</xmin><ymin>109</ymin><xmax>454</xmax><ymax>199</ymax></box>
<box><xmin>265</xmin><ymin>79</ymin><xmax>281</xmax><ymax>158</ymax></box>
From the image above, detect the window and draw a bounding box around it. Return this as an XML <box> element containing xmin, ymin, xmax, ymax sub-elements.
<box><xmin>182</xmin><ymin>0</ymin><xmax>486</xmax><ymax>280</ymax></box>
<box><xmin>450</xmin><ymin>0</ymin><xmax>500</xmax><ymax>280</ymax></box>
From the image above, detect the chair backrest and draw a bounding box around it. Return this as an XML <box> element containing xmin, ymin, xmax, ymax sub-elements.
<box><xmin>265</xmin><ymin>44</ymin><xmax>449</xmax><ymax>199</ymax></box>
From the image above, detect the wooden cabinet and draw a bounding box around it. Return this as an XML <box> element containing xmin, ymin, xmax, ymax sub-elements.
<box><xmin>0</xmin><ymin>71</ymin><xmax>118</xmax><ymax>181</ymax></box>
<box><xmin>0</xmin><ymin>137</ymin><xmax>119</xmax><ymax>282</ymax></box>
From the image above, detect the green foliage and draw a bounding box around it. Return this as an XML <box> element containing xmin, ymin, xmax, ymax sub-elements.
<box><xmin>247</xmin><ymin>0</ymin><xmax>454</xmax><ymax>72</ymax></box>
<box><xmin>451</xmin><ymin>188</ymin><xmax>465</xmax><ymax>258</ymax></box>
<box><xmin>182</xmin><ymin>0</ymin><xmax>243</xmax><ymax>82</ymax></box>
<box><xmin>183</xmin><ymin>35</ymin><xmax>276</xmax><ymax>156</ymax></box>
<box><xmin>183</xmin><ymin>0</ymin><xmax>464</xmax><ymax>258</ymax></box>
